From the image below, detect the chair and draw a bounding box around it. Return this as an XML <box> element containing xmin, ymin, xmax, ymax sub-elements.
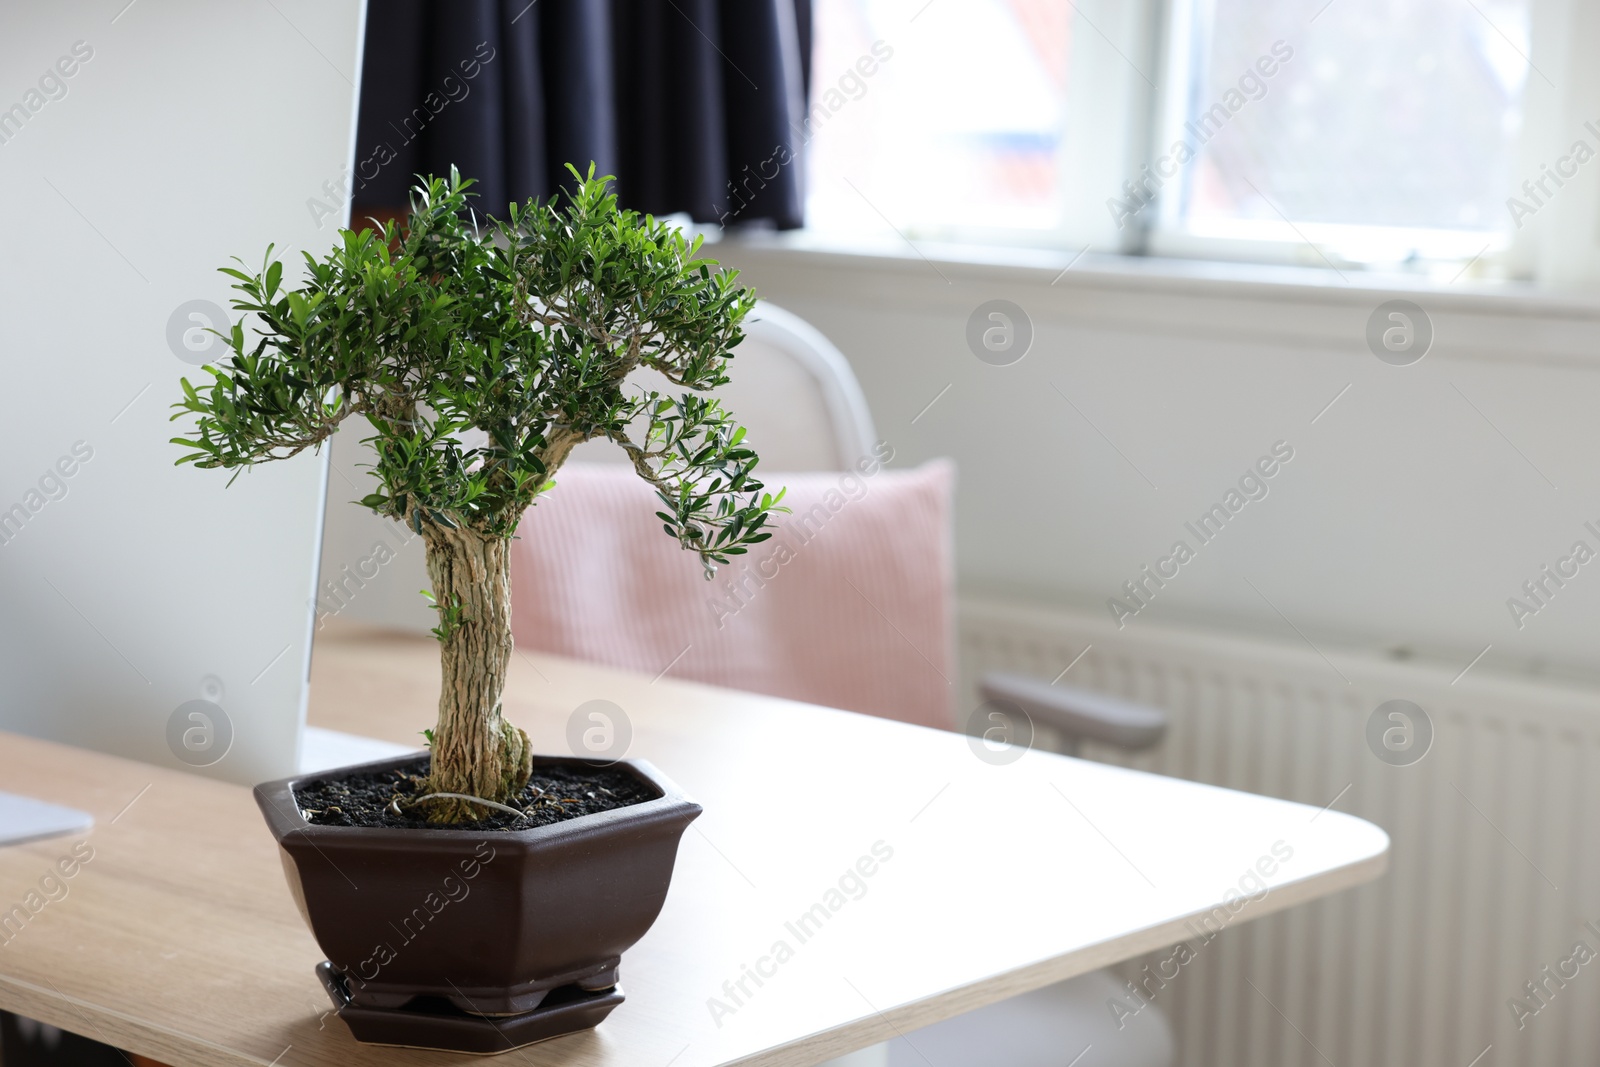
<box><xmin>509</xmin><ymin>301</ymin><xmax>1175</xmax><ymax>1067</ymax></box>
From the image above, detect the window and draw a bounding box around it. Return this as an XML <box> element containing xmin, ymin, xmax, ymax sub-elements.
<box><xmin>1151</xmin><ymin>0</ymin><xmax>1534</xmax><ymax>267</ymax></box>
<box><xmin>805</xmin><ymin>0</ymin><xmax>1075</xmax><ymax>239</ymax></box>
<box><xmin>804</xmin><ymin>0</ymin><xmax>1590</xmax><ymax>281</ymax></box>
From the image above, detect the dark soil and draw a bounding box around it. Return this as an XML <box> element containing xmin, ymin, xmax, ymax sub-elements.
<box><xmin>293</xmin><ymin>756</ymin><xmax>658</xmax><ymax>831</ymax></box>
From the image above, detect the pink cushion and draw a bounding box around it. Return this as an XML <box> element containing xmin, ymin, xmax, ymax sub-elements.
<box><xmin>509</xmin><ymin>459</ymin><xmax>956</xmax><ymax>730</ymax></box>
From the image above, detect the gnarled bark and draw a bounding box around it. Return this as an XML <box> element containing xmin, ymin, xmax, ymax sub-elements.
<box><xmin>420</xmin><ymin>524</ymin><xmax>532</xmax><ymax>823</ymax></box>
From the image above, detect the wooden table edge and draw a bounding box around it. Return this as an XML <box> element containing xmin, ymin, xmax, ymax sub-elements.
<box><xmin>0</xmin><ymin>969</ymin><xmax>277</xmax><ymax>1067</ymax></box>
<box><xmin>731</xmin><ymin>844</ymin><xmax>1391</xmax><ymax>1066</ymax></box>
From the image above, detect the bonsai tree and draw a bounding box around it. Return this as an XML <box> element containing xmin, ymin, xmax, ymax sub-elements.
<box><xmin>173</xmin><ymin>167</ymin><xmax>783</xmax><ymax>823</ymax></box>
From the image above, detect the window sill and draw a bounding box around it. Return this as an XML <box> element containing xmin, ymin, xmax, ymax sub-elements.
<box><xmin>702</xmin><ymin>228</ymin><xmax>1600</xmax><ymax>321</ymax></box>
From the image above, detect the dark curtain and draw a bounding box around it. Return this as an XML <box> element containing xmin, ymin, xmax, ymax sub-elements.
<box><xmin>350</xmin><ymin>0</ymin><xmax>812</xmax><ymax>229</ymax></box>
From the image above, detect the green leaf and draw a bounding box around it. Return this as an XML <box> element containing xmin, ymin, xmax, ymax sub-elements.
<box><xmin>171</xmin><ymin>164</ymin><xmax>776</xmax><ymax>584</ymax></box>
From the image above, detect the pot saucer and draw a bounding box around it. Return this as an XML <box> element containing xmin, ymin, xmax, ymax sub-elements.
<box><xmin>316</xmin><ymin>961</ymin><xmax>624</xmax><ymax>1054</ymax></box>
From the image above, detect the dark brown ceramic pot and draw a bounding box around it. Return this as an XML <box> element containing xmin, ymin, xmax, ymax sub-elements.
<box><xmin>255</xmin><ymin>752</ymin><xmax>700</xmax><ymax>1034</ymax></box>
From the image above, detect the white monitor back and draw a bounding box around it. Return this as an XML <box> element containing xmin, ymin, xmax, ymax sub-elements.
<box><xmin>0</xmin><ymin>1</ymin><xmax>366</xmax><ymax>785</ymax></box>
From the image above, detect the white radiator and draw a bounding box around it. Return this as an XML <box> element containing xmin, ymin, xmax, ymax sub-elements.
<box><xmin>957</xmin><ymin>598</ymin><xmax>1600</xmax><ymax>1067</ymax></box>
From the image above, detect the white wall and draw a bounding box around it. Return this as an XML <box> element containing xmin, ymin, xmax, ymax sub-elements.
<box><xmin>706</xmin><ymin>240</ymin><xmax>1600</xmax><ymax>685</ymax></box>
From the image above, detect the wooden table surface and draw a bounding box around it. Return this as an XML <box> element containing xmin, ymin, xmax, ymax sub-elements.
<box><xmin>0</xmin><ymin>624</ymin><xmax>1388</xmax><ymax>1066</ymax></box>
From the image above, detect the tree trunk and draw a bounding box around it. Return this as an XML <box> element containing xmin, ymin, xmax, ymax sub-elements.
<box><xmin>420</xmin><ymin>524</ymin><xmax>533</xmax><ymax>823</ymax></box>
